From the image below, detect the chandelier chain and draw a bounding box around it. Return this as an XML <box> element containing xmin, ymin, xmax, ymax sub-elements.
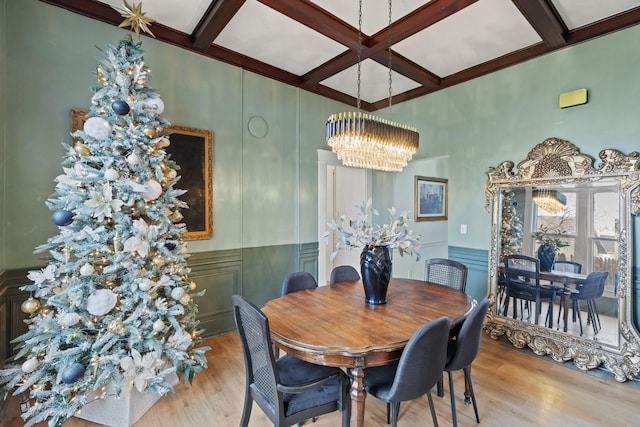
<box><xmin>388</xmin><ymin>0</ymin><xmax>393</xmax><ymax>110</ymax></box>
<box><xmin>357</xmin><ymin>0</ymin><xmax>362</xmax><ymax>111</ymax></box>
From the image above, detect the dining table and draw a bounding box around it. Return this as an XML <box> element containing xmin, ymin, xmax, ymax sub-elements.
<box><xmin>261</xmin><ymin>277</ymin><xmax>475</xmax><ymax>427</ymax></box>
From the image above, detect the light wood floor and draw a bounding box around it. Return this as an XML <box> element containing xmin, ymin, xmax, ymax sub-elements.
<box><xmin>3</xmin><ymin>332</ymin><xmax>640</xmax><ymax>427</ymax></box>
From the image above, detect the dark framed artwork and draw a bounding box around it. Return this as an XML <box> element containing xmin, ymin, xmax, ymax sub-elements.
<box><xmin>415</xmin><ymin>176</ymin><xmax>448</xmax><ymax>221</ymax></box>
<box><xmin>70</xmin><ymin>109</ymin><xmax>214</xmax><ymax>240</ymax></box>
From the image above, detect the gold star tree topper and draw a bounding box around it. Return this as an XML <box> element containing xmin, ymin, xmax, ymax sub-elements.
<box><xmin>115</xmin><ymin>0</ymin><xmax>156</xmax><ymax>38</ymax></box>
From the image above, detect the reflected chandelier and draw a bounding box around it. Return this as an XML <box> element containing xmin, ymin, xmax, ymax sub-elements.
<box><xmin>326</xmin><ymin>0</ymin><xmax>419</xmax><ymax>173</ymax></box>
<box><xmin>532</xmin><ymin>188</ymin><xmax>566</xmax><ymax>213</ymax></box>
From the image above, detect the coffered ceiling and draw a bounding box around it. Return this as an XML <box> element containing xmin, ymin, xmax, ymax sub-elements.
<box><xmin>41</xmin><ymin>0</ymin><xmax>640</xmax><ymax>111</ymax></box>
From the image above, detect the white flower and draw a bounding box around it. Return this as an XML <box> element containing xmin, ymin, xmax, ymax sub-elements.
<box><xmin>123</xmin><ymin>219</ymin><xmax>151</xmax><ymax>257</ymax></box>
<box><xmin>168</xmin><ymin>328</ymin><xmax>192</xmax><ymax>351</ymax></box>
<box><xmin>120</xmin><ymin>349</ymin><xmax>160</xmax><ymax>395</ymax></box>
<box><xmin>28</xmin><ymin>265</ymin><xmax>56</xmax><ymax>285</ymax></box>
<box><xmin>85</xmin><ymin>184</ymin><xmax>124</xmax><ymax>220</ymax></box>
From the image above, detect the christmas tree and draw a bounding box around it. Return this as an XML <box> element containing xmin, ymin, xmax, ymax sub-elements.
<box><xmin>500</xmin><ymin>190</ymin><xmax>524</xmax><ymax>257</ymax></box>
<box><xmin>0</xmin><ymin>9</ymin><xmax>208</xmax><ymax>426</ymax></box>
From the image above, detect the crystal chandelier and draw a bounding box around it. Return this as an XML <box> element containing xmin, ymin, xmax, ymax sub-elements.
<box><xmin>532</xmin><ymin>188</ymin><xmax>566</xmax><ymax>213</ymax></box>
<box><xmin>326</xmin><ymin>0</ymin><xmax>419</xmax><ymax>173</ymax></box>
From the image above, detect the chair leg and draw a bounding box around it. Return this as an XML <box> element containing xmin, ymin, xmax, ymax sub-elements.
<box><xmin>239</xmin><ymin>392</ymin><xmax>253</xmax><ymax>427</ymax></box>
<box><xmin>386</xmin><ymin>402</ymin><xmax>390</xmax><ymax>424</ymax></box>
<box><xmin>448</xmin><ymin>370</ymin><xmax>458</xmax><ymax>427</ymax></box>
<box><xmin>427</xmin><ymin>390</ymin><xmax>439</xmax><ymax>427</ymax></box>
<box><xmin>575</xmin><ymin>301</ymin><xmax>584</xmax><ymax>336</ymax></box>
<box><xmin>463</xmin><ymin>366</ymin><xmax>480</xmax><ymax>423</ymax></box>
<box><xmin>436</xmin><ymin>374</ymin><xmax>444</xmax><ymax>397</ymax></box>
<box><xmin>390</xmin><ymin>401</ymin><xmax>400</xmax><ymax>427</ymax></box>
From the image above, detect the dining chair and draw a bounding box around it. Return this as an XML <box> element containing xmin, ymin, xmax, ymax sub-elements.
<box><xmin>570</xmin><ymin>271</ymin><xmax>608</xmax><ymax>336</ymax></box>
<box><xmin>424</xmin><ymin>258</ymin><xmax>468</xmax><ymax>292</ymax></box>
<box><xmin>329</xmin><ymin>265</ymin><xmax>360</xmax><ymax>284</ymax></box>
<box><xmin>444</xmin><ymin>298</ymin><xmax>490</xmax><ymax>427</ymax></box>
<box><xmin>281</xmin><ymin>271</ymin><xmax>317</xmax><ymax>296</ymax></box>
<box><xmin>503</xmin><ymin>255</ymin><xmax>560</xmax><ymax>327</ymax></box>
<box><xmin>232</xmin><ymin>295</ymin><xmax>351</xmax><ymax>427</ymax></box>
<box><xmin>363</xmin><ymin>316</ymin><xmax>451</xmax><ymax>427</ymax></box>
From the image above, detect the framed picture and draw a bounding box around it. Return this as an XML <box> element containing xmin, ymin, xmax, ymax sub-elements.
<box><xmin>70</xmin><ymin>109</ymin><xmax>214</xmax><ymax>240</ymax></box>
<box><xmin>415</xmin><ymin>176</ymin><xmax>448</xmax><ymax>221</ymax></box>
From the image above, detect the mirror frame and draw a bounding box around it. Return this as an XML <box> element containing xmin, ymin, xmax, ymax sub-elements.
<box><xmin>485</xmin><ymin>137</ymin><xmax>640</xmax><ymax>381</ymax></box>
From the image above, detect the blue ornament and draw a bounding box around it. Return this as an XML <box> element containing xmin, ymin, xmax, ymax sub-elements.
<box><xmin>111</xmin><ymin>99</ymin><xmax>130</xmax><ymax>115</ymax></box>
<box><xmin>52</xmin><ymin>210</ymin><xmax>73</xmax><ymax>226</ymax></box>
<box><xmin>61</xmin><ymin>362</ymin><xmax>85</xmax><ymax>384</ymax></box>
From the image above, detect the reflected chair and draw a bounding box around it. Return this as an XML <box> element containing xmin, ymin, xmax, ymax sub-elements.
<box><xmin>424</xmin><ymin>258</ymin><xmax>468</xmax><ymax>292</ymax></box>
<box><xmin>503</xmin><ymin>255</ymin><xmax>560</xmax><ymax>327</ymax></box>
<box><xmin>570</xmin><ymin>271</ymin><xmax>608</xmax><ymax>336</ymax></box>
<box><xmin>281</xmin><ymin>272</ymin><xmax>317</xmax><ymax>296</ymax></box>
<box><xmin>330</xmin><ymin>265</ymin><xmax>360</xmax><ymax>284</ymax></box>
<box><xmin>232</xmin><ymin>295</ymin><xmax>351</xmax><ymax>427</ymax></box>
<box><xmin>553</xmin><ymin>260</ymin><xmax>582</xmax><ymax>274</ymax></box>
<box><xmin>444</xmin><ymin>299</ymin><xmax>490</xmax><ymax>427</ymax></box>
<box><xmin>364</xmin><ymin>316</ymin><xmax>451</xmax><ymax>427</ymax></box>
<box><xmin>553</xmin><ymin>261</ymin><xmax>583</xmax><ymax>327</ymax></box>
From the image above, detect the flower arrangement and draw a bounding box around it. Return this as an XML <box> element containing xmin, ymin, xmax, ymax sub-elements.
<box><xmin>324</xmin><ymin>199</ymin><xmax>422</xmax><ymax>261</ymax></box>
<box><xmin>533</xmin><ymin>225</ymin><xmax>570</xmax><ymax>252</ymax></box>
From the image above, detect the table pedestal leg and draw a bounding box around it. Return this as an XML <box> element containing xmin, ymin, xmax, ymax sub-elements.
<box><xmin>464</xmin><ymin>365</ymin><xmax>471</xmax><ymax>404</ymax></box>
<box><xmin>350</xmin><ymin>359</ymin><xmax>367</xmax><ymax>427</ymax></box>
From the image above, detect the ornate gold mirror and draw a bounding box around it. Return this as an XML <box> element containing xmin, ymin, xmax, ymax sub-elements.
<box><xmin>485</xmin><ymin>137</ymin><xmax>640</xmax><ymax>381</ymax></box>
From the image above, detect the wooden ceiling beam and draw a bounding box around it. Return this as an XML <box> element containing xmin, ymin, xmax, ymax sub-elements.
<box><xmin>370</xmin><ymin>50</ymin><xmax>441</xmax><ymax>90</ymax></box>
<box><xmin>192</xmin><ymin>0</ymin><xmax>247</xmax><ymax>51</ymax></box>
<box><xmin>511</xmin><ymin>0</ymin><xmax>567</xmax><ymax>48</ymax></box>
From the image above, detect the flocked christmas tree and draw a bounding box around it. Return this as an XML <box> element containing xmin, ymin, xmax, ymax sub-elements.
<box><xmin>0</xmin><ymin>5</ymin><xmax>209</xmax><ymax>426</ymax></box>
<box><xmin>500</xmin><ymin>190</ymin><xmax>524</xmax><ymax>257</ymax></box>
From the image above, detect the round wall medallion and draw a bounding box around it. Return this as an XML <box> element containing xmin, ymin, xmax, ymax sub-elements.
<box><xmin>248</xmin><ymin>116</ymin><xmax>268</xmax><ymax>138</ymax></box>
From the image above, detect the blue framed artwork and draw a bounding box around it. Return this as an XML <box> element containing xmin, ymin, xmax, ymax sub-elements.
<box><xmin>415</xmin><ymin>176</ymin><xmax>448</xmax><ymax>221</ymax></box>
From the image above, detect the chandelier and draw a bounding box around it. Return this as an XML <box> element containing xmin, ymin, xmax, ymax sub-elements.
<box><xmin>532</xmin><ymin>188</ymin><xmax>566</xmax><ymax>213</ymax></box>
<box><xmin>326</xmin><ymin>0</ymin><xmax>419</xmax><ymax>173</ymax></box>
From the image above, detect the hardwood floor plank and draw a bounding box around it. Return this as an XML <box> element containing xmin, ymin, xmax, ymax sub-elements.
<box><xmin>2</xmin><ymin>332</ymin><xmax>639</xmax><ymax>426</ymax></box>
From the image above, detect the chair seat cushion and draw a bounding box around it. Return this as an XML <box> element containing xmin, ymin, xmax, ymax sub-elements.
<box><xmin>362</xmin><ymin>361</ymin><xmax>399</xmax><ymax>402</ymax></box>
<box><xmin>277</xmin><ymin>355</ymin><xmax>343</xmax><ymax>416</ymax></box>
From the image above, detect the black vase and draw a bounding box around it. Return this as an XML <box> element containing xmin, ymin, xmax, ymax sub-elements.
<box><xmin>537</xmin><ymin>245</ymin><xmax>555</xmax><ymax>272</ymax></box>
<box><xmin>360</xmin><ymin>245</ymin><xmax>392</xmax><ymax>305</ymax></box>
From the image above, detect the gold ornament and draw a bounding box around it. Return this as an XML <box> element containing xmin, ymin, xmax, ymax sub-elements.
<box><xmin>115</xmin><ymin>0</ymin><xmax>156</xmax><ymax>38</ymax></box>
<box><xmin>142</xmin><ymin>127</ymin><xmax>155</xmax><ymax>138</ymax></box>
<box><xmin>152</xmin><ymin>256</ymin><xmax>166</xmax><ymax>267</ymax></box>
<box><xmin>74</xmin><ymin>144</ymin><xmax>91</xmax><ymax>156</ymax></box>
<box><xmin>171</xmin><ymin>211</ymin><xmax>184</xmax><ymax>223</ymax></box>
<box><xmin>189</xmin><ymin>281</ymin><xmax>197</xmax><ymax>290</ymax></box>
<box><xmin>107</xmin><ymin>319</ymin><xmax>124</xmax><ymax>334</ymax></box>
<box><xmin>21</xmin><ymin>297</ymin><xmax>40</xmax><ymax>314</ymax></box>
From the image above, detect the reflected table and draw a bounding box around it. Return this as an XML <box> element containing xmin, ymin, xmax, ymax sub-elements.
<box><xmin>540</xmin><ymin>270</ymin><xmax>587</xmax><ymax>332</ymax></box>
<box><xmin>262</xmin><ymin>278</ymin><xmax>475</xmax><ymax>427</ymax></box>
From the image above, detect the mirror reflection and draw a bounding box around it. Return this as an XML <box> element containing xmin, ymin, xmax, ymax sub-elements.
<box><xmin>497</xmin><ymin>181</ymin><xmax>620</xmax><ymax>346</ymax></box>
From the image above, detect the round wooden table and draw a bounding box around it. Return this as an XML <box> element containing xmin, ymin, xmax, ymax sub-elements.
<box><xmin>262</xmin><ymin>278</ymin><xmax>475</xmax><ymax>427</ymax></box>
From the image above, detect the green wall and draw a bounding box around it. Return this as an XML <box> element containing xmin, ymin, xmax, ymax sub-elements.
<box><xmin>0</xmin><ymin>0</ymin><xmax>6</xmax><ymax>273</ymax></box>
<box><xmin>392</xmin><ymin>25</ymin><xmax>640</xmax><ymax>252</ymax></box>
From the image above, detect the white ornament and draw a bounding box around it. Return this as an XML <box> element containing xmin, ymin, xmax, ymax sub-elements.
<box><xmin>58</xmin><ymin>312</ymin><xmax>80</xmax><ymax>327</ymax></box>
<box><xmin>180</xmin><ymin>294</ymin><xmax>191</xmax><ymax>305</ymax></box>
<box><xmin>138</xmin><ymin>278</ymin><xmax>153</xmax><ymax>291</ymax></box>
<box><xmin>127</xmin><ymin>153</ymin><xmax>139</xmax><ymax>166</ymax></box>
<box><xmin>143</xmin><ymin>97</ymin><xmax>165</xmax><ymax>114</ymax></box>
<box><xmin>171</xmin><ymin>287</ymin><xmax>185</xmax><ymax>301</ymax></box>
<box><xmin>152</xmin><ymin>319</ymin><xmax>165</xmax><ymax>332</ymax></box>
<box><xmin>87</xmin><ymin>289</ymin><xmax>117</xmax><ymax>316</ymax></box>
<box><xmin>79</xmin><ymin>263</ymin><xmax>95</xmax><ymax>276</ymax></box>
<box><xmin>83</xmin><ymin>117</ymin><xmax>111</xmax><ymax>140</ymax></box>
<box><xmin>22</xmin><ymin>358</ymin><xmax>39</xmax><ymax>373</ymax></box>
<box><xmin>141</xmin><ymin>180</ymin><xmax>162</xmax><ymax>201</ymax></box>
<box><xmin>104</xmin><ymin>168</ymin><xmax>120</xmax><ymax>181</ymax></box>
